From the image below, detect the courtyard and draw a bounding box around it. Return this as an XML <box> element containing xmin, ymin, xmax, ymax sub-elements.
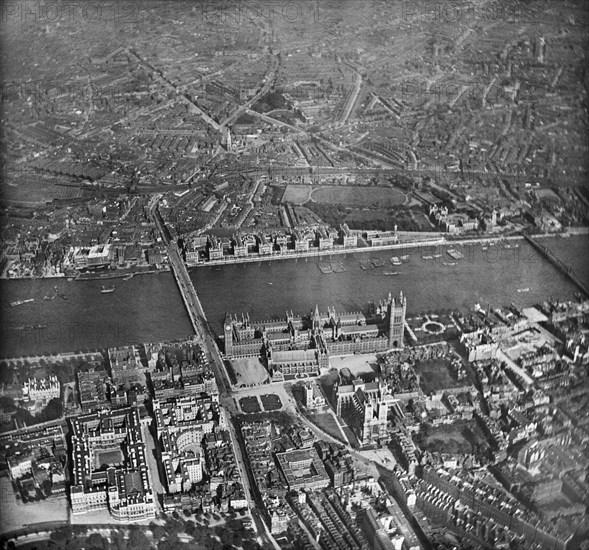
<box><xmin>228</xmin><ymin>357</ymin><xmax>269</xmax><ymax>387</ymax></box>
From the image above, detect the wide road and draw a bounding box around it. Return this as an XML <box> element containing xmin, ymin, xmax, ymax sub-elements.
<box><xmin>339</xmin><ymin>70</ymin><xmax>363</xmax><ymax>124</ymax></box>
<box><xmin>150</xmin><ymin>198</ymin><xmax>280</xmax><ymax>549</ymax></box>
<box><xmin>142</xmin><ymin>425</ymin><xmax>164</xmax><ymax>515</ymax></box>
<box><xmin>219</xmin><ymin>54</ymin><xmax>279</xmax><ymax>129</ymax></box>
<box><xmin>127</xmin><ymin>48</ymin><xmax>221</xmax><ymax>132</ymax></box>
<box><xmin>223</xmin><ymin>414</ymin><xmax>282</xmax><ymax>550</ymax></box>
<box><xmin>245</xmin><ymin>108</ymin><xmax>306</xmax><ymax>134</ymax></box>
<box><xmin>152</xmin><ymin>207</ymin><xmax>232</xmax><ymax>395</ymax></box>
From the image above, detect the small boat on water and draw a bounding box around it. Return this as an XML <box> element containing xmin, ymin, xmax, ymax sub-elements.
<box><xmin>432</xmin><ymin>254</ymin><xmax>442</xmax><ymax>258</ymax></box>
<box><xmin>43</xmin><ymin>295</ymin><xmax>56</xmax><ymax>301</ymax></box>
<box><xmin>101</xmin><ymin>285</ymin><xmax>116</xmax><ymax>294</ymax></box>
<box><xmin>399</xmin><ymin>255</ymin><xmax>409</xmax><ymax>261</ymax></box>
<box><xmin>318</xmin><ymin>263</ymin><xmax>333</xmax><ymax>274</ymax></box>
<box><xmin>122</xmin><ymin>273</ymin><xmax>134</xmax><ymax>281</ymax></box>
<box><xmin>517</xmin><ymin>288</ymin><xmax>530</xmax><ymax>293</ymax></box>
<box><xmin>16</xmin><ymin>324</ymin><xmax>47</xmax><ymax>331</ymax></box>
<box><xmin>447</xmin><ymin>249</ymin><xmax>464</xmax><ymax>260</ymax></box>
<box><xmin>383</xmin><ymin>271</ymin><xmax>400</xmax><ymax>276</ymax></box>
<box><xmin>442</xmin><ymin>261</ymin><xmax>457</xmax><ymax>266</ymax></box>
<box><xmin>10</xmin><ymin>298</ymin><xmax>34</xmax><ymax>307</ymax></box>
<box><xmin>422</xmin><ymin>255</ymin><xmax>433</xmax><ymax>260</ymax></box>
<box><xmin>391</xmin><ymin>256</ymin><xmax>402</xmax><ymax>266</ymax></box>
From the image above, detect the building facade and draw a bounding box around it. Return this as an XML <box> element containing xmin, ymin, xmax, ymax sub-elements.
<box><xmin>224</xmin><ymin>293</ymin><xmax>407</xmax><ymax>380</ymax></box>
<box><xmin>69</xmin><ymin>407</ymin><xmax>156</xmax><ymax>521</ymax></box>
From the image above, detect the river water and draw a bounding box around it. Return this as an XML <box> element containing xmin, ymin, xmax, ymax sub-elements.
<box><xmin>1</xmin><ymin>236</ymin><xmax>587</xmax><ymax>358</ymax></box>
<box><xmin>0</xmin><ymin>272</ymin><xmax>193</xmax><ymax>358</ymax></box>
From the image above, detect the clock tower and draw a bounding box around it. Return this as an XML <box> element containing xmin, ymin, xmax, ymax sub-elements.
<box><xmin>224</xmin><ymin>313</ymin><xmax>234</xmax><ymax>357</ymax></box>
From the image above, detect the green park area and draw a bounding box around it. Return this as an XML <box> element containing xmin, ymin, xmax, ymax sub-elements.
<box><xmin>239</xmin><ymin>396</ymin><xmax>261</xmax><ymax>414</ymax></box>
<box><xmin>260</xmin><ymin>394</ymin><xmax>282</xmax><ymax>411</ymax></box>
<box><xmin>310</xmin><ymin>186</ymin><xmax>406</xmax><ymax>207</ymax></box>
<box><xmin>413</xmin><ymin>419</ymin><xmax>491</xmax><ymax>459</ymax></box>
<box><xmin>9</xmin><ymin>512</ymin><xmax>261</xmax><ymax>550</ymax></box>
<box><xmin>413</xmin><ymin>359</ymin><xmax>467</xmax><ymax>395</ymax></box>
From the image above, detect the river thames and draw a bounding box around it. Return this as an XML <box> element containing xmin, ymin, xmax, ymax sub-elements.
<box><xmin>1</xmin><ymin>235</ymin><xmax>587</xmax><ymax>358</ymax></box>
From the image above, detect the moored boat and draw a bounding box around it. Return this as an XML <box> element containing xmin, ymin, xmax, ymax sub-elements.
<box><xmin>10</xmin><ymin>298</ymin><xmax>34</xmax><ymax>307</ymax></box>
<box><xmin>447</xmin><ymin>249</ymin><xmax>464</xmax><ymax>260</ymax></box>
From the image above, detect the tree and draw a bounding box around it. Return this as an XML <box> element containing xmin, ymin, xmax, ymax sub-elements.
<box><xmin>158</xmin><ymin>535</ymin><xmax>182</xmax><ymax>550</ymax></box>
<box><xmin>85</xmin><ymin>533</ymin><xmax>107</xmax><ymax>550</ymax></box>
<box><xmin>150</xmin><ymin>524</ymin><xmax>166</xmax><ymax>542</ymax></box>
<box><xmin>50</xmin><ymin>526</ymin><xmax>73</xmax><ymax>546</ymax></box>
<box><xmin>42</xmin><ymin>479</ymin><xmax>52</xmax><ymax>496</ymax></box>
<box><xmin>185</xmin><ymin>522</ymin><xmax>196</xmax><ymax>537</ymax></box>
<box><xmin>128</xmin><ymin>528</ymin><xmax>151</xmax><ymax>549</ymax></box>
<box><xmin>219</xmin><ymin>528</ymin><xmax>239</xmax><ymax>547</ymax></box>
<box><xmin>111</xmin><ymin>529</ymin><xmax>127</xmax><ymax>550</ymax></box>
<box><xmin>0</xmin><ymin>396</ymin><xmax>16</xmax><ymax>411</ymax></box>
<box><xmin>37</xmin><ymin>398</ymin><xmax>63</xmax><ymax>422</ymax></box>
<box><xmin>164</xmin><ymin>517</ymin><xmax>183</xmax><ymax>536</ymax></box>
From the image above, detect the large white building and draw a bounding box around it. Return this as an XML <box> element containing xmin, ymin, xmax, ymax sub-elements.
<box><xmin>22</xmin><ymin>376</ymin><xmax>60</xmax><ymax>404</ymax></box>
<box><xmin>72</xmin><ymin>244</ymin><xmax>112</xmax><ymax>269</ymax></box>
<box><xmin>69</xmin><ymin>407</ymin><xmax>156</xmax><ymax>521</ymax></box>
<box><xmin>154</xmin><ymin>395</ymin><xmax>220</xmax><ymax>494</ymax></box>
<box><xmin>7</xmin><ymin>454</ymin><xmax>33</xmax><ymax>479</ymax></box>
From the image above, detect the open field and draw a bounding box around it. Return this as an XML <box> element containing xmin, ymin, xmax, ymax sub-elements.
<box><xmin>413</xmin><ymin>358</ymin><xmax>467</xmax><ymax>394</ymax></box>
<box><xmin>260</xmin><ymin>394</ymin><xmax>282</xmax><ymax>411</ymax></box>
<box><xmin>311</xmin><ymin>186</ymin><xmax>407</xmax><ymax>207</ymax></box>
<box><xmin>95</xmin><ymin>448</ymin><xmax>124</xmax><ymax>468</ymax></box>
<box><xmin>306</xmin><ymin>412</ymin><xmax>346</xmax><ymax>444</ymax></box>
<box><xmin>239</xmin><ymin>396</ymin><xmax>261</xmax><ymax>413</ymax></box>
<box><xmin>282</xmin><ymin>185</ymin><xmax>312</xmax><ymax>204</ymax></box>
<box><xmin>342</xmin><ymin>426</ymin><xmax>360</xmax><ymax>449</ymax></box>
<box><xmin>229</xmin><ymin>357</ymin><xmax>269</xmax><ymax>386</ymax></box>
<box><xmin>282</xmin><ymin>184</ymin><xmax>407</xmax><ymax>208</ymax></box>
<box><xmin>0</xmin><ymin>476</ymin><xmax>68</xmax><ymax>533</ymax></box>
<box><xmin>414</xmin><ymin>420</ymin><xmax>491</xmax><ymax>458</ymax></box>
<box><xmin>344</xmin><ymin>208</ymin><xmax>433</xmax><ymax>231</ymax></box>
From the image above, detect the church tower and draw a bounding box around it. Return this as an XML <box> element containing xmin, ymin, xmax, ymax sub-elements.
<box><xmin>312</xmin><ymin>305</ymin><xmax>322</xmax><ymax>332</ymax></box>
<box><xmin>304</xmin><ymin>382</ymin><xmax>314</xmax><ymax>408</ymax></box>
<box><xmin>387</xmin><ymin>292</ymin><xmax>406</xmax><ymax>349</ymax></box>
